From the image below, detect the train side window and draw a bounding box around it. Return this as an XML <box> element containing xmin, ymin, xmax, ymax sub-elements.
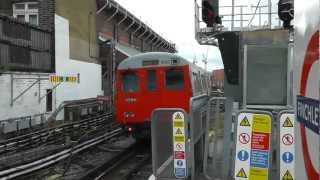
<box><xmin>122</xmin><ymin>71</ymin><xmax>138</xmax><ymax>92</ymax></box>
<box><xmin>165</xmin><ymin>69</ymin><xmax>184</xmax><ymax>90</ymax></box>
<box><xmin>147</xmin><ymin>70</ymin><xmax>157</xmax><ymax>91</ymax></box>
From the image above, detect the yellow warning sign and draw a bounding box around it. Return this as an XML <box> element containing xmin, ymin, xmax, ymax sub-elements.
<box><xmin>173</xmin><ymin>121</ymin><xmax>184</xmax><ymax>128</ymax></box>
<box><xmin>174</xmin><ymin>136</ymin><xmax>185</xmax><ymax>142</ymax></box>
<box><xmin>252</xmin><ymin>114</ymin><xmax>271</xmax><ymax>133</ymax></box>
<box><xmin>173</xmin><ymin>112</ymin><xmax>185</xmax><ymax>143</ymax></box>
<box><xmin>240</xmin><ymin>116</ymin><xmax>250</xmax><ymax>127</ymax></box>
<box><xmin>175</xmin><ymin>128</ymin><xmax>184</xmax><ymax>135</ymax></box>
<box><xmin>236</xmin><ymin>168</ymin><xmax>247</xmax><ymax>178</ymax></box>
<box><xmin>283</xmin><ymin>117</ymin><xmax>293</xmax><ymax>127</ymax></box>
<box><xmin>174</xmin><ymin>113</ymin><xmax>183</xmax><ymax>120</ymax></box>
<box><xmin>282</xmin><ymin>170</ymin><xmax>293</xmax><ymax>180</ymax></box>
<box><xmin>249</xmin><ymin>167</ymin><xmax>268</xmax><ymax>180</ymax></box>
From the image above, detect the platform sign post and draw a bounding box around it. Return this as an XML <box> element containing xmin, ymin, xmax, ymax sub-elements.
<box><xmin>234</xmin><ymin>111</ymin><xmax>272</xmax><ymax>180</ymax></box>
<box><xmin>172</xmin><ymin>112</ymin><xmax>187</xmax><ymax>179</ymax></box>
<box><xmin>279</xmin><ymin>111</ymin><xmax>295</xmax><ymax>180</ymax></box>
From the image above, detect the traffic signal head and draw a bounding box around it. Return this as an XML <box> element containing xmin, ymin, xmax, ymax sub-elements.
<box><xmin>278</xmin><ymin>0</ymin><xmax>294</xmax><ymax>29</ymax></box>
<box><xmin>202</xmin><ymin>0</ymin><xmax>220</xmax><ymax>27</ymax></box>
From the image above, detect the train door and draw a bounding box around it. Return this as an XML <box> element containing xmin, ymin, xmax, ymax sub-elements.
<box><xmin>145</xmin><ymin>69</ymin><xmax>159</xmax><ymax>118</ymax></box>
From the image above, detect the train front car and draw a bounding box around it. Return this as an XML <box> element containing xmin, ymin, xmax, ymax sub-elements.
<box><xmin>115</xmin><ymin>52</ymin><xmax>196</xmax><ymax>138</ymax></box>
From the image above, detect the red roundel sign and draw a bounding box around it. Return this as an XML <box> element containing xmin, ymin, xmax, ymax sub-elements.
<box><xmin>299</xmin><ymin>31</ymin><xmax>319</xmax><ymax>180</ymax></box>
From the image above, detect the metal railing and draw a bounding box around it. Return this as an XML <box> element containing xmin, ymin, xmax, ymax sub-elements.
<box><xmin>194</xmin><ymin>0</ymin><xmax>284</xmax><ymax>45</ymax></box>
<box><xmin>0</xmin><ymin>113</ymin><xmax>48</xmax><ymax>135</ymax></box>
<box><xmin>0</xmin><ymin>15</ymin><xmax>54</xmax><ymax>72</ymax></box>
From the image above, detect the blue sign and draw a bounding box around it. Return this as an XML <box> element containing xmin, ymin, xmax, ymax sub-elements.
<box><xmin>177</xmin><ymin>160</ymin><xmax>183</xmax><ymax>167</ymax></box>
<box><xmin>282</xmin><ymin>152</ymin><xmax>294</xmax><ymax>163</ymax></box>
<box><xmin>237</xmin><ymin>150</ymin><xmax>249</xmax><ymax>161</ymax></box>
<box><xmin>250</xmin><ymin>150</ymin><xmax>269</xmax><ymax>168</ymax></box>
<box><xmin>175</xmin><ymin>168</ymin><xmax>186</xmax><ymax>178</ymax></box>
<box><xmin>297</xmin><ymin>96</ymin><xmax>319</xmax><ymax>134</ymax></box>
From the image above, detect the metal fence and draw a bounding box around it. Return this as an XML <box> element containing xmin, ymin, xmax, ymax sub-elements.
<box><xmin>0</xmin><ymin>113</ymin><xmax>48</xmax><ymax>135</ymax></box>
<box><xmin>0</xmin><ymin>15</ymin><xmax>53</xmax><ymax>72</ymax></box>
<box><xmin>151</xmin><ymin>108</ymin><xmax>189</xmax><ymax>180</ymax></box>
<box><xmin>189</xmin><ymin>94</ymin><xmax>209</xmax><ymax>180</ymax></box>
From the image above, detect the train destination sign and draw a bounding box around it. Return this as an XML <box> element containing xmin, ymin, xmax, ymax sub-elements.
<box><xmin>234</xmin><ymin>112</ymin><xmax>272</xmax><ymax>180</ymax></box>
<box><xmin>172</xmin><ymin>112</ymin><xmax>187</xmax><ymax>179</ymax></box>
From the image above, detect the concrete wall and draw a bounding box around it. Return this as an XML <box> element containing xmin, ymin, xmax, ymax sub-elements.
<box><xmin>55</xmin><ymin>0</ymin><xmax>98</xmax><ymax>64</ymax></box>
<box><xmin>0</xmin><ymin>73</ymin><xmax>53</xmax><ymax>120</ymax></box>
<box><xmin>54</xmin><ymin>14</ymin><xmax>103</xmax><ymax>120</ymax></box>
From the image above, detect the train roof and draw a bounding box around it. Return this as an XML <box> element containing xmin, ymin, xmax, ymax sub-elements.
<box><xmin>117</xmin><ymin>52</ymin><xmax>206</xmax><ymax>74</ymax></box>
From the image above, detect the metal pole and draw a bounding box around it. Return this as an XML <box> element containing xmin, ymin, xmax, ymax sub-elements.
<box><xmin>38</xmin><ymin>75</ymin><xmax>41</xmax><ymax>103</ymax></box>
<box><xmin>111</xmin><ymin>40</ymin><xmax>116</xmax><ymax>112</ymax></box>
<box><xmin>268</xmin><ymin>0</ymin><xmax>272</xmax><ymax>28</ymax></box>
<box><xmin>259</xmin><ymin>7</ymin><xmax>262</xmax><ymax>28</ymax></box>
<box><xmin>231</xmin><ymin>0</ymin><xmax>234</xmax><ymax>31</ymax></box>
<box><xmin>243</xmin><ymin>45</ymin><xmax>247</xmax><ymax>107</ymax></box>
<box><xmin>240</xmin><ymin>7</ymin><xmax>243</xmax><ymax>30</ymax></box>
<box><xmin>10</xmin><ymin>74</ymin><xmax>13</xmax><ymax>107</ymax></box>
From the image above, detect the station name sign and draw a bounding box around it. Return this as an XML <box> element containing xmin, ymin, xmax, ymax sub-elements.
<box><xmin>297</xmin><ymin>95</ymin><xmax>319</xmax><ymax>134</ymax></box>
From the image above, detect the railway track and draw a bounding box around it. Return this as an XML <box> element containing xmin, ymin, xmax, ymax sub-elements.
<box><xmin>0</xmin><ymin>113</ymin><xmax>152</xmax><ymax>180</ymax></box>
<box><xmin>0</xmin><ymin>113</ymin><xmax>125</xmax><ymax>180</ymax></box>
<box><xmin>0</xmin><ymin>113</ymin><xmax>113</xmax><ymax>156</ymax></box>
<box><xmin>0</xmin><ymin>128</ymin><xmax>123</xmax><ymax>180</ymax></box>
<box><xmin>90</xmin><ymin>141</ymin><xmax>152</xmax><ymax>180</ymax></box>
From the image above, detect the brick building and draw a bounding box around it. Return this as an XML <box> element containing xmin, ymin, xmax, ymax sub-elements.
<box><xmin>212</xmin><ymin>69</ymin><xmax>224</xmax><ymax>90</ymax></box>
<box><xmin>0</xmin><ymin>0</ymin><xmax>55</xmax><ymax>31</ymax></box>
<box><xmin>0</xmin><ymin>0</ymin><xmax>175</xmax><ymax>131</ymax></box>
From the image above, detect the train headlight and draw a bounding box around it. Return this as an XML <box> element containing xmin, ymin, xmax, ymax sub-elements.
<box><xmin>124</xmin><ymin>112</ymin><xmax>135</xmax><ymax>118</ymax></box>
<box><xmin>125</xmin><ymin>98</ymin><xmax>137</xmax><ymax>103</ymax></box>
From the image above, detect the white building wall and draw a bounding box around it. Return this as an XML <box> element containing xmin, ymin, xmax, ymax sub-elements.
<box><xmin>0</xmin><ymin>73</ymin><xmax>52</xmax><ymax>121</ymax></box>
<box><xmin>0</xmin><ymin>15</ymin><xmax>103</xmax><ymax>125</ymax></box>
<box><xmin>54</xmin><ymin>15</ymin><xmax>103</xmax><ymax>120</ymax></box>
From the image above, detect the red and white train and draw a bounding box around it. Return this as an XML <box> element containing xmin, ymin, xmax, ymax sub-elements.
<box><xmin>115</xmin><ymin>52</ymin><xmax>210</xmax><ymax>137</ymax></box>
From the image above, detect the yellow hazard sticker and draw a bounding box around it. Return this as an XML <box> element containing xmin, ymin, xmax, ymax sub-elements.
<box><xmin>173</xmin><ymin>121</ymin><xmax>184</xmax><ymax>128</ymax></box>
<box><xmin>282</xmin><ymin>117</ymin><xmax>294</xmax><ymax>127</ymax></box>
<box><xmin>252</xmin><ymin>114</ymin><xmax>271</xmax><ymax>133</ymax></box>
<box><xmin>174</xmin><ymin>112</ymin><xmax>183</xmax><ymax>120</ymax></box>
<box><xmin>236</xmin><ymin>168</ymin><xmax>247</xmax><ymax>178</ymax></box>
<box><xmin>282</xmin><ymin>170</ymin><xmax>293</xmax><ymax>180</ymax></box>
<box><xmin>249</xmin><ymin>167</ymin><xmax>268</xmax><ymax>180</ymax></box>
<box><xmin>240</xmin><ymin>116</ymin><xmax>251</xmax><ymax>127</ymax></box>
<box><xmin>174</xmin><ymin>136</ymin><xmax>185</xmax><ymax>142</ymax></box>
<box><xmin>175</xmin><ymin>128</ymin><xmax>184</xmax><ymax>136</ymax></box>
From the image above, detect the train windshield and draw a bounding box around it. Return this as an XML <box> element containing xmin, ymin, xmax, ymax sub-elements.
<box><xmin>147</xmin><ymin>70</ymin><xmax>157</xmax><ymax>91</ymax></box>
<box><xmin>165</xmin><ymin>69</ymin><xmax>184</xmax><ymax>90</ymax></box>
<box><xmin>122</xmin><ymin>71</ymin><xmax>138</xmax><ymax>92</ymax></box>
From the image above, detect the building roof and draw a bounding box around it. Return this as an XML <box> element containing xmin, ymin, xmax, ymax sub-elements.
<box><xmin>97</xmin><ymin>0</ymin><xmax>176</xmax><ymax>53</ymax></box>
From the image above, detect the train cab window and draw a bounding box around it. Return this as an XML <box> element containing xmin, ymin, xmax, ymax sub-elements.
<box><xmin>165</xmin><ymin>69</ymin><xmax>184</xmax><ymax>90</ymax></box>
<box><xmin>147</xmin><ymin>70</ymin><xmax>157</xmax><ymax>91</ymax></box>
<box><xmin>122</xmin><ymin>71</ymin><xmax>138</xmax><ymax>92</ymax></box>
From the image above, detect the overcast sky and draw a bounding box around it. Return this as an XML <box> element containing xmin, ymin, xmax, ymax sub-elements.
<box><xmin>115</xmin><ymin>0</ymin><xmax>279</xmax><ymax>71</ymax></box>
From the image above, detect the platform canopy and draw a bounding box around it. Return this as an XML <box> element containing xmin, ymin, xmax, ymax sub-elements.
<box><xmin>115</xmin><ymin>43</ymin><xmax>141</xmax><ymax>57</ymax></box>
